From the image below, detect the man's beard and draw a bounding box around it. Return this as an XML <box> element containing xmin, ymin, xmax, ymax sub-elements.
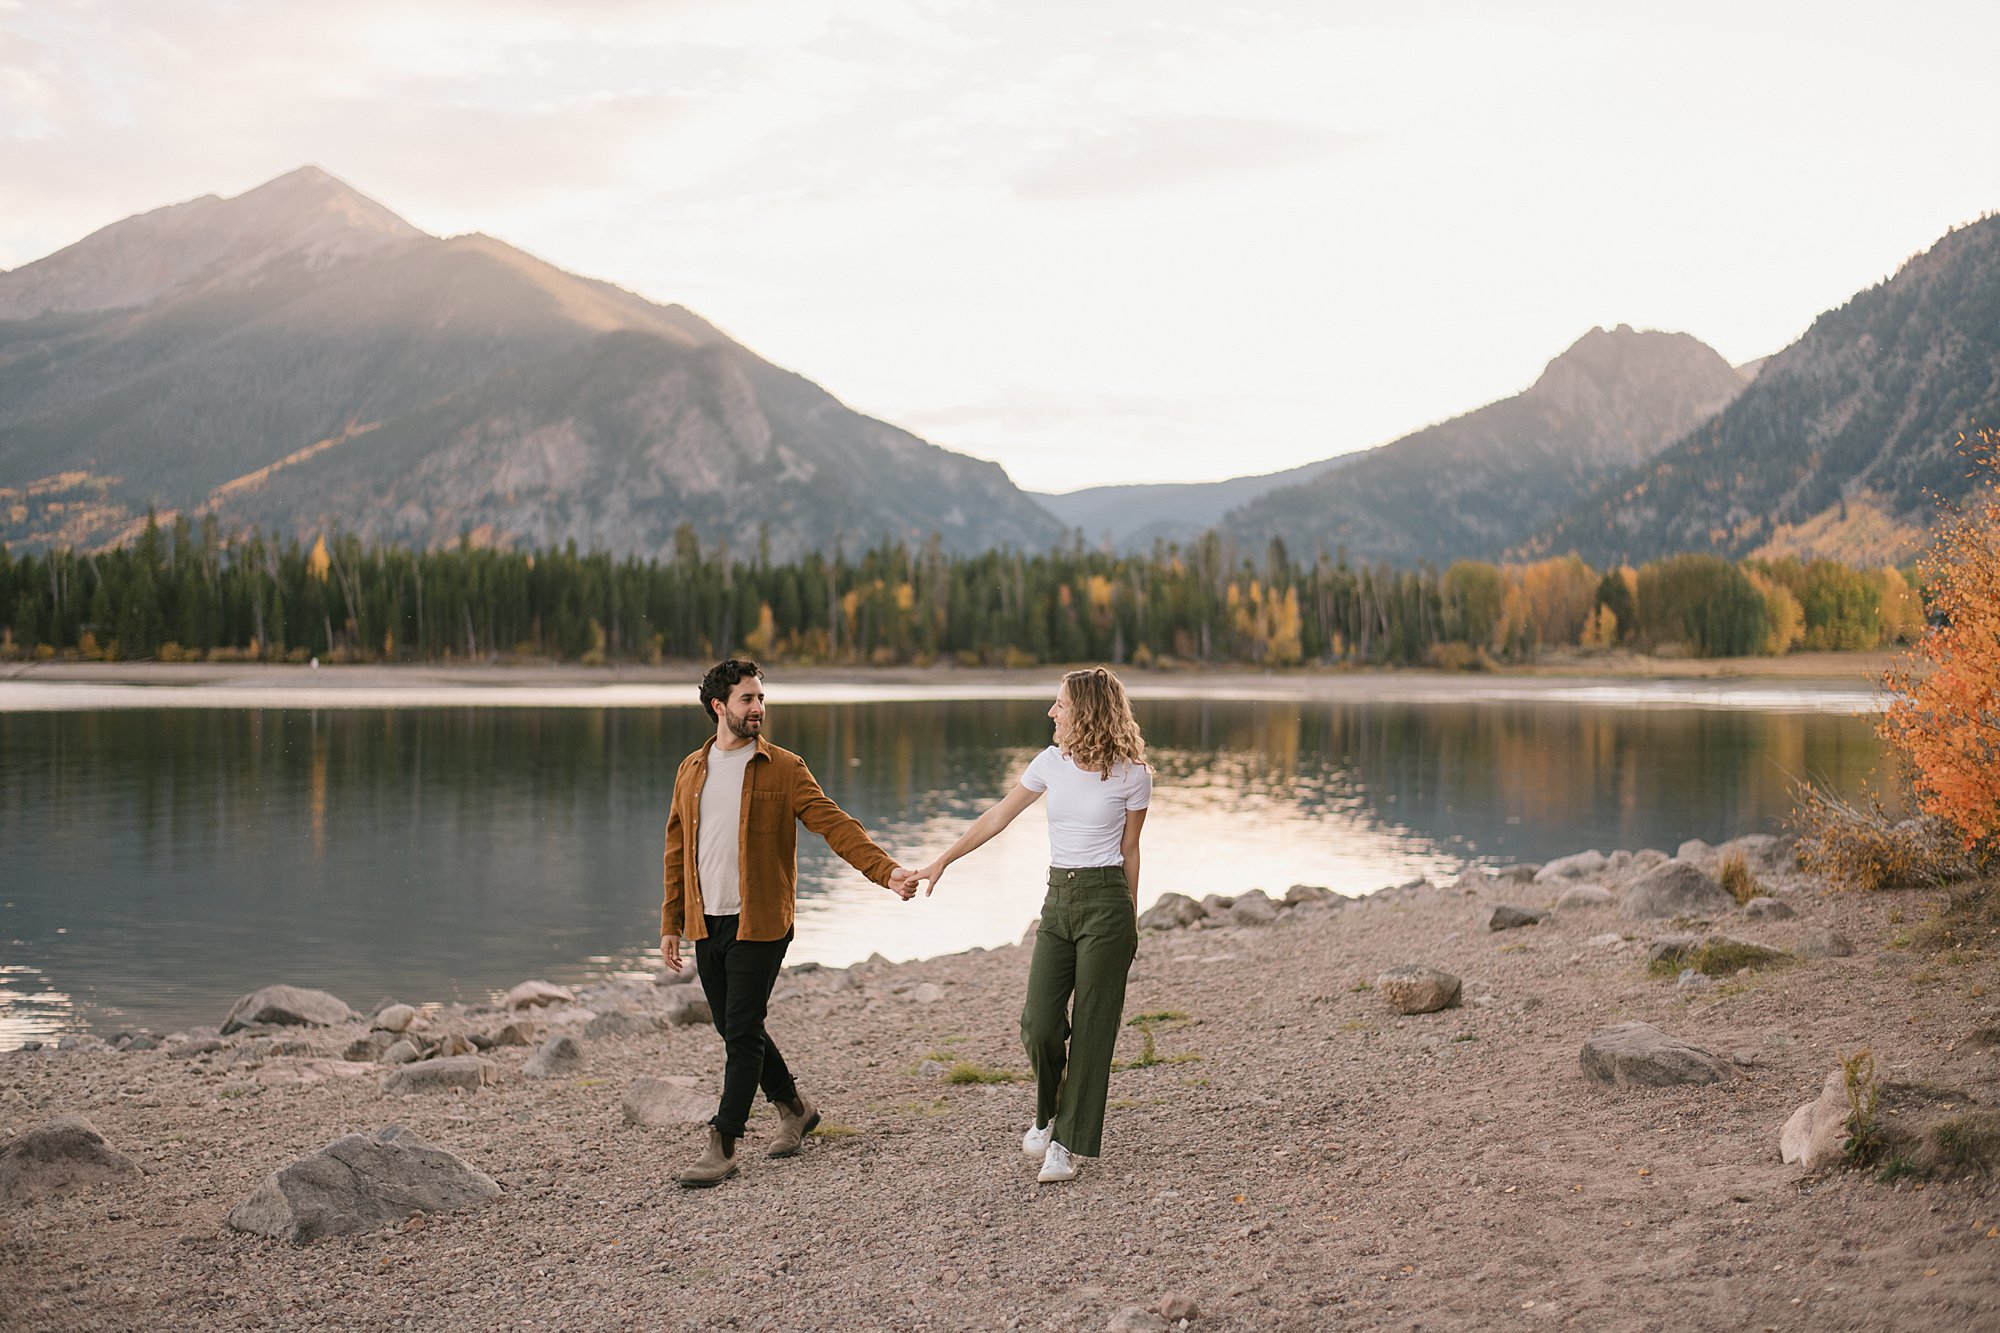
<box><xmin>725</xmin><ymin>712</ymin><xmax>762</xmax><ymax>741</ymax></box>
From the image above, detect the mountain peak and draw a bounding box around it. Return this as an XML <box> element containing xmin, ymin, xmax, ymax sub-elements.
<box><xmin>0</xmin><ymin>166</ymin><xmax>424</xmax><ymax>321</ymax></box>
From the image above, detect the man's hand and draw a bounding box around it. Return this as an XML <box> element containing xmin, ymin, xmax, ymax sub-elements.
<box><xmin>661</xmin><ymin>934</ymin><xmax>683</xmax><ymax>972</ymax></box>
<box><xmin>886</xmin><ymin>867</ymin><xmax>917</xmax><ymax>901</ymax></box>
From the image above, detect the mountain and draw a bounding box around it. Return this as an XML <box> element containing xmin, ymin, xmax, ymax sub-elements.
<box><xmin>0</xmin><ymin>168</ymin><xmax>1066</xmax><ymax>559</ymax></box>
<box><xmin>1217</xmin><ymin>326</ymin><xmax>1750</xmax><ymax>566</ymax></box>
<box><xmin>1033</xmin><ymin>455</ymin><xmax>1357</xmax><ymax>552</ymax></box>
<box><xmin>1522</xmin><ymin>214</ymin><xmax>2000</xmax><ymax>567</ymax></box>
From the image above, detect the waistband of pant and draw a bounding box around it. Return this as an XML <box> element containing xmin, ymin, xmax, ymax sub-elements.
<box><xmin>1046</xmin><ymin>865</ymin><xmax>1129</xmax><ymax>892</ymax></box>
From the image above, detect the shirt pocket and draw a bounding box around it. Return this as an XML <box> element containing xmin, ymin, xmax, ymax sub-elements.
<box><xmin>747</xmin><ymin>789</ymin><xmax>791</xmax><ymax>833</ymax></box>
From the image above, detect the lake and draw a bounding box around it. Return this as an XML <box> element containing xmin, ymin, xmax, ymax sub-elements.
<box><xmin>0</xmin><ymin>676</ymin><xmax>1885</xmax><ymax>1042</ymax></box>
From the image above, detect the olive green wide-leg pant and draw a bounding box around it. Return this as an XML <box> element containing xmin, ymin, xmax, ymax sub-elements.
<box><xmin>1021</xmin><ymin>866</ymin><xmax>1138</xmax><ymax>1158</ymax></box>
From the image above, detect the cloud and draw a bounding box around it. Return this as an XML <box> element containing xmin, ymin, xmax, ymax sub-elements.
<box><xmin>1013</xmin><ymin>114</ymin><xmax>1361</xmax><ymax>202</ymax></box>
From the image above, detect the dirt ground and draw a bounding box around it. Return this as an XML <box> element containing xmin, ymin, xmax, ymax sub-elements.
<box><xmin>3</xmin><ymin>847</ymin><xmax>1996</xmax><ymax>1332</ymax></box>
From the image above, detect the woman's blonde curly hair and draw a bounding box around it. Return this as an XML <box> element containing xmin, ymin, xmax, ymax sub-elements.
<box><xmin>1058</xmin><ymin>666</ymin><xmax>1148</xmax><ymax>778</ymax></box>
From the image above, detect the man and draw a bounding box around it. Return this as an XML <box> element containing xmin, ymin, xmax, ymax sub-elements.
<box><xmin>661</xmin><ymin>658</ymin><xmax>915</xmax><ymax>1187</ymax></box>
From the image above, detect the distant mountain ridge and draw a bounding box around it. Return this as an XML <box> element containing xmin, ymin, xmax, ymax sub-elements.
<box><xmin>1033</xmin><ymin>455</ymin><xmax>1356</xmax><ymax>552</ymax></box>
<box><xmin>1218</xmin><ymin>326</ymin><xmax>1751</xmax><ymax>566</ymax></box>
<box><xmin>0</xmin><ymin>168</ymin><xmax>1067</xmax><ymax>559</ymax></box>
<box><xmin>1523</xmin><ymin>213</ymin><xmax>2000</xmax><ymax>566</ymax></box>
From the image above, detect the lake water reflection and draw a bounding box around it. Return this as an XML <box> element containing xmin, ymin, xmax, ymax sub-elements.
<box><xmin>0</xmin><ymin>691</ymin><xmax>1883</xmax><ymax>1040</ymax></box>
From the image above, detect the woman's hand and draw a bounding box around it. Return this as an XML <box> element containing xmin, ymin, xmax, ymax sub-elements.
<box><xmin>916</xmin><ymin>859</ymin><xmax>948</xmax><ymax>896</ymax></box>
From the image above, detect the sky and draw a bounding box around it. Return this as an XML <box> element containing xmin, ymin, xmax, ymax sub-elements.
<box><xmin>3</xmin><ymin>0</ymin><xmax>1997</xmax><ymax>493</ymax></box>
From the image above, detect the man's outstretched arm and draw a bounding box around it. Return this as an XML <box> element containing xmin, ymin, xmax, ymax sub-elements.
<box><xmin>794</xmin><ymin>765</ymin><xmax>910</xmax><ymax>898</ymax></box>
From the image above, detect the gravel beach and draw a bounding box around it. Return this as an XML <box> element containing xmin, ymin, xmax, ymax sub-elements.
<box><xmin>4</xmin><ymin>842</ymin><xmax>1997</xmax><ymax>1332</ymax></box>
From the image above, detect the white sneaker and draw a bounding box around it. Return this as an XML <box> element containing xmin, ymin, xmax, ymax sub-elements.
<box><xmin>1037</xmin><ymin>1140</ymin><xmax>1077</xmax><ymax>1183</ymax></box>
<box><xmin>1021</xmin><ymin>1122</ymin><xmax>1053</xmax><ymax>1159</ymax></box>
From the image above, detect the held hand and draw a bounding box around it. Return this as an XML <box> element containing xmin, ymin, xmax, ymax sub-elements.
<box><xmin>661</xmin><ymin>934</ymin><xmax>683</xmax><ymax>972</ymax></box>
<box><xmin>886</xmin><ymin>866</ymin><xmax>917</xmax><ymax>901</ymax></box>
<box><xmin>917</xmin><ymin>859</ymin><xmax>947</xmax><ymax>897</ymax></box>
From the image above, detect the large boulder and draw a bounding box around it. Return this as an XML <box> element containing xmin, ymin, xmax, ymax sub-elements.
<box><xmin>622</xmin><ymin>1076</ymin><xmax>713</xmax><ymax>1128</ymax></box>
<box><xmin>1484</xmin><ymin>905</ymin><xmax>1548</xmax><ymax>931</ymax></box>
<box><xmin>220</xmin><ymin>985</ymin><xmax>359</xmax><ymax>1034</ymax></box>
<box><xmin>1138</xmin><ymin>893</ymin><xmax>1206</xmax><ymax>931</ymax></box>
<box><xmin>1375</xmin><ymin>965</ymin><xmax>1461</xmax><ymax>1015</ymax></box>
<box><xmin>662</xmin><ymin>993</ymin><xmax>713</xmax><ymax>1028</ymax></box>
<box><xmin>1579</xmin><ymin>1022</ymin><xmax>1735</xmax><ymax>1087</ymax></box>
<box><xmin>1620</xmin><ymin>861</ymin><xmax>1736</xmax><ymax>919</ymax></box>
<box><xmin>226</xmin><ymin>1125</ymin><xmax>499</xmax><ymax>1244</ymax></box>
<box><xmin>0</xmin><ymin>1115</ymin><xmax>142</xmax><ymax>1202</ymax></box>
<box><xmin>1555</xmin><ymin>884</ymin><xmax>1614</xmax><ymax>911</ymax></box>
<box><xmin>381</xmin><ymin>1056</ymin><xmax>497</xmax><ymax>1094</ymax></box>
<box><xmin>1799</xmin><ymin>927</ymin><xmax>1856</xmax><ymax>959</ymax></box>
<box><xmin>371</xmin><ymin>1004</ymin><xmax>418</xmax><ymax>1033</ymax></box>
<box><xmin>1284</xmin><ymin>884</ymin><xmax>1337</xmax><ymax>907</ymax></box>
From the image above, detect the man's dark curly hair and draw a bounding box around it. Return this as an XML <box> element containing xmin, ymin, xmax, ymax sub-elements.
<box><xmin>699</xmin><ymin>658</ymin><xmax>763</xmax><ymax>720</ymax></box>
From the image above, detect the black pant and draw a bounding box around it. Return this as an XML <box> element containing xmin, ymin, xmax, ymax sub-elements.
<box><xmin>694</xmin><ymin>914</ymin><xmax>797</xmax><ymax>1139</ymax></box>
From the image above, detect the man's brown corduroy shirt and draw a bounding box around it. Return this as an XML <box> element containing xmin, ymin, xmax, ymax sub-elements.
<box><xmin>661</xmin><ymin>735</ymin><xmax>899</xmax><ymax>942</ymax></box>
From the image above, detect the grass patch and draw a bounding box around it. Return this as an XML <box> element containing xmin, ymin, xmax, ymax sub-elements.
<box><xmin>809</xmin><ymin>1122</ymin><xmax>860</xmax><ymax>1139</ymax></box>
<box><xmin>1647</xmin><ymin>937</ymin><xmax>1791</xmax><ymax>978</ymax></box>
<box><xmin>218</xmin><ymin>1085</ymin><xmax>254</xmax><ymax>1100</ymax></box>
<box><xmin>1349</xmin><ymin>981</ymin><xmax>1373</xmax><ymax>993</ymax></box>
<box><xmin>1340</xmin><ymin>1018</ymin><xmax>1372</xmax><ymax>1033</ymax></box>
<box><xmin>1931</xmin><ymin>1111</ymin><xmax>2000</xmax><ymax>1176</ymax></box>
<box><xmin>1909</xmin><ymin>877</ymin><xmax>2000</xmax><ymax>960</ymax></box>
<box><xmin>888</xmin><ymin>1098</ymin><xmax>954</xmax><ymax>1118</ymax></box>
<box><xmin>943</xmin><ymin>1060</ymin><xmax>1026</xmax><ymax>1085</ymax></box>
<box><xmin>1453</xmin><ymin>1033</ymin><xmax>1479</xmax><ymax>1043</ymax></box>
<box><xmin>1182</xmin><ymin>1076</ymin><xmax>1211</xmax><ymax>1087</ymax></box>
<box><xmin>1107</xmin><ymin>1098</ymin><xmax>1138</xmax><ymax>1110</ymax></box>
<box><xmin>1719</xmin><ymin>853</ymin><xmax>1765</xmax><ymax>904</ymax></box>
<box><xmin>1117</xmin><ymin>1010</ymin><xmax>1196</xmax><ymax>1069</ymax></box>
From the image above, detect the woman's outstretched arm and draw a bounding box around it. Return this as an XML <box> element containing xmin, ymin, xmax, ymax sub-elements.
<box><xmin>1120</xmin><ymin>806</ymin><xmax>1147</xmax><ymax>905</ymax></box>
<box><xmin>916</xmin><ymin>783</ymin><xmax>1043</xmax><ymax>895</ymax></box>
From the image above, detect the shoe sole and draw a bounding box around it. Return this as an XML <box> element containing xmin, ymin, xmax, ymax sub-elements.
<box><xmin>767</xmin><ymin>1111</ymin><xmax>822</xmax><ymax>1159</ymax></box>
<box><xmin>1036</xmin><ymin>1171</ymin><xmax>1076</xmax><ymax>1184</ymax></box>
<box><xmin>677</xmin><ymin>1166</ymin><xmax>738</xmax><ymax>1189</ymax></box>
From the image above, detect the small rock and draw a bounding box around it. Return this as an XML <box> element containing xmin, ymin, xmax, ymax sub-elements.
<box><xmin>505</xmin><ymin>981</ymin><xmax>575</xmax><ymax>1010</ymax></box>
<box><xmin>372</xmin><ymin>1004</ymin><xmax>418</xmax><ymax>1033</ymax></box>
<box><xmin>917</xmin><ymin>1059</ymin><xmax>950</xmax><ymax>1079</ymax></box>
<box><xmin>621</xmin><ymin>1076</ymin><xmax>712</xmax><ymax>1128</ymax></box>
<box><xmin>1283</xmin><ymin>884</ymin><xmax>1335</xmax><ymax>906</ymax></box>
<box><xmin>124</xmin><ymin>1035</ymin><xmax>159</xmax><ymax>1052</ymax></box>
<box><xmin>908</xmin><ymin>983</ymin><xmax>944</xmax><ymax>1004</ymax></box>
<box><xmin>583</xmin><ymin>1010</ymin><xmax>664</xmax><ymax>1040</ymax></box>
<box><xmin>1586</xmin><ymin>932</ymin><xmax>1625</xmax><ymax>948</ymax></box>
<box><xmin>1620</xmin><ymin>861</ymin><xmax>1736</xmax><ymax>919</ymax></box>
<box><xmin>1199</xmin><ymin>893</ymin><xmax>1236</xmax><ymax>920</ymax></box>
<box><xmin>1138</xmin><ymin>892</ymin><xmax>1206</xmax><ymax>930</ymax></box>
<box><xmin>521</xmin><ymin>1036</ymin><xmax>584</xmax><ymax>1079</ymax></box>
<box><xmin>1484</xmin><ymin>905</ymin><xmax>1548</xmax><ymax>931</ymax></box>
<box><xmin>1492</xmin><ymin>864</ymin><xmax>1542</xmax><ymax>884</ymax></box>
<box><xmin>380</xmin><ymin>1039</ymin><xmax>422</xmax><ymax>1066</ymax></box>
<box><xmin>1676</xmin><ymin>969</ymin><xmax>1713</xmax><ymax>992</ymax></box>
<box><xmin>470</xmin><ymin>1022</ymin><xmax>537</xmax><ymax>1050</ymax></box>
<box><xmin>1646</xmin><ymin>936</ymin><xmax>1700</xmax><ymax>969</ymax></box>
<box><xmin>1534</xmin><ymin>850</ymin><xmax>1607</xmax><ymax>884</ymax></box>
<box><xmin>1798</xmin><ymin>927</ymin><xmax>1855</xmax><ymax>959</ymax></box>
<box><xmin>1107</xmin><ymin>1308</ymin><xmax>1169</xmax><ymax>1333</ymax></box>
<box><xmin>1229</xmin><ymin>890</ymin><xmax>1279</xmax><ymax>927</ymax></box>
<box><xmin>382</xmin><ymin>1056</ymin><xmax>497</xmax><ymax>1094</ymax></box>
<box><xmin>654</xmin><ymin>965</ymin><xmax>701</xmax><ymax>988</ymax></box>
<box><xmin>225</xmin><ymin>1125</ymin><xmax>499</xmax><ymax>1244</ymax></box>
<box><xmin>662</xmin><ymin>993</ymin><xmax>713</xmax><ymax>1028</ymax></box>
<box><xmin>220</xmin><ymin>985</ymin><xmax>360</xmax><ymax>1034</ymax></box>
<box><xmin>429</xmin><ymin>1033</ymin><xmax>476</xmax><ymax>1058</ymax></box>
<box><xmin>1155</xmin><ymin>1293</ymin><xmax>1200</xmax><ymax>1321</ymax></box>
<box><xmin>1375</xmin><ymin>965</ymin><xmax>1462</xmax><ymax>1015</ymax></box>
<box><xmin>1579</xmin><ymin>1022</ymin><xmax>1735</xmax><ymax>1087</ymax></box>
<box><xmin>1741</xmin><ymin>896</ymin><xmax>1795</xmax><ymax>920</ymax></box>
<box><xmin>343</xmin><ymin>1032</ymin><xmax>394</xmax><ymax>1062</ymax></box>
<box><xmin>0</xmin><ymin>1115</ymin><xmax>142</xmax><ymax>1202</ymax></box>
<box><xmin>1555</xmin><ymin>884</ymin><xmax>1614</xmax><ymax>911</ymax></box>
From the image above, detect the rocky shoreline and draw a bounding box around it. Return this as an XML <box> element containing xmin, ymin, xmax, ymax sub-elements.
<box><xmin>4</xmin><ymin>837</ymin><xmax>1997</xmax><ymax>1330</ymax></box>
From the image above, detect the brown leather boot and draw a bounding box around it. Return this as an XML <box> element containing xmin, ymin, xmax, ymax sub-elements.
<box><xmin>676</xmin><ymin>1128</ymin><xmax>738</xmax><ymax>1188</ymax></box>
<box><xmin>767</xmin><ymin>1093</ymin><xmax>821</xmax><ymax>1158</ymax></box>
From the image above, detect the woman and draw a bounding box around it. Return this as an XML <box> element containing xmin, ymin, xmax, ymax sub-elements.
<box><xmin>915</xmin><ymin>666</ymin><xmax>1151</xmax><ymax>1184</ymax></box>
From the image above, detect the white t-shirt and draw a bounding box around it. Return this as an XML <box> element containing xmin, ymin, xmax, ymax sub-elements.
<box><xmin>1020</xmin><ymin>746</ymin><xmax>1151</xmax><ymax>868</ymax></box>
<box><xmin>697</xmin><ymin>741</ymin><xmax>758</xmax><ymax>915</ymax></box>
